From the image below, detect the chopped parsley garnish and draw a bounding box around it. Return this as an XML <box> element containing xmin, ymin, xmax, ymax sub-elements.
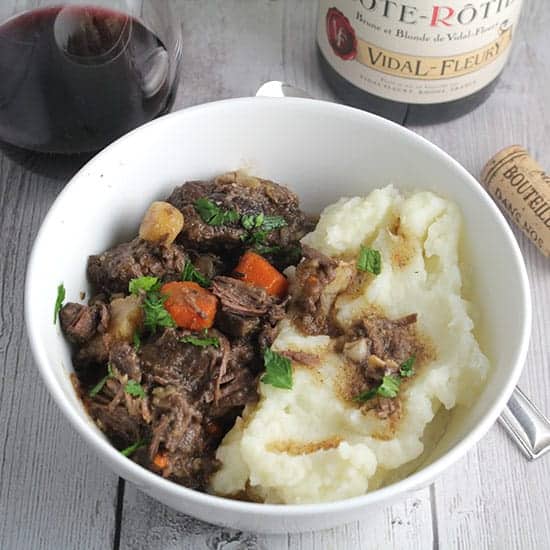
<box><xmin>195</xmin><ymin>198</ymin><xmax>240</xmax><ymax>226</ymax></box>
<box><xmin>354</xmin><ymin>375</ymin><xmax>401</xmax><ymax>402</ymax></box>
<box><xmin>194</xmin><ymin>196</ymin><xmax>290</xmax><ymax>256</ymax></box>
<box><xmin>354</xmin><ymin>356</ymin><xmax>416</xmax><ymax>402</ymax></box>
<box><xmin>377</xmin><ymin>375</ymin><xmax>401</xmax><ymax>398</ymax></box>
<box><xmin>181</xmin><ymin>261</ymin><xmax>211</xmax><ymax>288</ymax></box>
<box><xmin>124</xmin><ymin>380</ymin><xmax>146</xmax><ymax>398</ymax></box>
<box><xmin>53</xmin><ymin>283</ymin><xmax>66</xmax><ymax>324</ymax></box>
<box><xmin>399</xmin><ymin>356</ymin><xmax>415</xmax><ymax>378</ymax></box>
<box><xmin>354</xmin><ymin>388</ymin><xmax>378</xmax><ymax>402</ymax></box>
<box><xmin>133</xmin><ymin>332</ymin><xmax>141</xmax><ymax>353</ymax></box>
<box><xmin>128</xmin><ymin>276</ymin><xmax>176</xmax><ymax>333</ymax></box>
<box><xmin>261</xmin><ymin>348</ymin><xmax>293</xmax><ymax>390</ymax></box>
<box><xmin>129</xmin><ymin>276</ymin><xmax>161</xmax><ymax>295</ymax></box>
<box><xmin>357</xmin><ymin>246</ymin><xmax>382</xmax><ymax>275</ymax></box>
<box><xmin>120</xmin><ymin>439</ymin><xmax>147</xmax><ymax>457</ymax></box>
<box><xmin>241</xmin><ymin>229</ymin><xmax>269</xmax><ymax>245</ymax></box>
<box><xmin>142</xmin><ymin>291</ymin><xmax>176</xmax><ymax>332</ymax></box>
<box><xmin>261</xmin><ymin>215</ymin><xmax>287</xmax><ymax>232</ymax></box>
<box><xmin>241</xmin><ymin>212</ymin><xmax>265</xmax><ymax>230</ymax></box>
<box><xmin>241</xmin><ymin>215</ymin><xmax>288</xmax><ymax>249</ymax></box>
<box><xmin>180</xmin><ymin>333</ymin><xmax>220</xmax><ymax>348</ymax></box>
<box><xmin>89</xmin><ymin>363</ymin><xmax>114</xmax><ymax>397</ymax></box>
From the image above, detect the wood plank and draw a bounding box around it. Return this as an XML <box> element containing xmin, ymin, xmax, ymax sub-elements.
<box><xmin>409</xmin><ymin>1</ymin><xmax>550</xmax><ymax>548</ymax></box>
<box><xmin>0</xmin><ymin>150</ymin><xmax>120</xmax><ymax>550</ymax></box>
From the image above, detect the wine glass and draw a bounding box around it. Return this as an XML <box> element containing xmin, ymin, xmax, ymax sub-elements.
<box><xmin>0</xmin><ymin>0</ymin><xmax>182</xmax><ymax>154</ymax></box>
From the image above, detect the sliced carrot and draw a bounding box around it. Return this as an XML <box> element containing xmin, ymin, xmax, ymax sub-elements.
<box><xmin>152</xmin><ymin>452</ymin><xmax>168</xmax><ymax>469</ymax></box>
<box><xmin>234</xmin><ymin>251</ymin><xmax>288</xmax><ymax>298</ymax></box>
<box><xmin>160</xmin><ymin>281</ymin><xmax>218</xmax><ymax>330</ymax></box>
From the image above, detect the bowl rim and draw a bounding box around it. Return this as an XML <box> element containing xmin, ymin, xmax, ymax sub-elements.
<box><xmin>25</xmin><ymin>96</ymin><xmax>532</xmax><ymax>516</ymax></box>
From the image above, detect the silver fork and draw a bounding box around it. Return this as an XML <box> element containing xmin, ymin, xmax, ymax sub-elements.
<box><xmin>256</xmin><ymin>80</ymin><xmax>550</xmax><ymax>461</ymax></box>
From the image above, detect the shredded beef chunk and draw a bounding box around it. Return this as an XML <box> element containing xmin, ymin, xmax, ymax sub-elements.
<box><xmin>87</xmin><ymin>237</ymin><xmax>187</xmax><ymax>294</ymax></box>
<box><xmin>212</xmin><ymin>276</ymin><xmax>275</xmax><ymax>317</ymax></box>
<box><xmin>74</xmin><ymin>333</ymin><xmax>111</xmax><ymax>369</ymax></box>
<box><xmin>361</xmin><ymin>313</ymin><xmax>418</xmax><ymax>364</ymax></box>
<box><xmin>215</xmin><ymin>309</ymin><xmax>260</xmax><ymax>338</ymax></box>
<box><xmin>343</xmin><ymin>313</ymin><xmax>420</xmax><ymax>419</ymax></box>
<box><xmin>291</xmin><ymin>245</ymin><xmax>352</xmax><ymax>335</ymax></box>
<box><xmin>59</xmin><ymin>301</ymin><xmax>109</xmax><ymax>344</ymax></box>
<box><xmin>212</xmin><ymin>275</ymin><xmax>286</xmax><ymax>346</ymax></box>
<box><xmin>109</xmin><ymin>341</ymin><xmax>141</xmax><ymax>381</ymax></box>
<box><xmin>167</xmin><ymin>172</ymin><xmax>311</xmax><ymax>261</ymax></box>
<box><xmin>136</xmin><ymin>329</ymin><xmax>257</xmax><ymax>489</ymax></box>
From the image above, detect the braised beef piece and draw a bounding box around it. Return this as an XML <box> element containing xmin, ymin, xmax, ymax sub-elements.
<box><xmin>215</xmin><ymin>309</ymin><xmax>260</xmax><ymax>338</ymax></box>
<box><xmin>141</xmin><ymin>329</ymin><xmax>257</xmax><ymax>488</ymax></box>
<box><xmin>88</xmin><ymin>395</ymin><xmax>143</xmax><ymax>442</ymax></box>
<box><xmin>362</xmin><ymin>313</ymin><xmax>418</xmax><ymax>364</ymax></box>
<box><xmin>167</xmin><ymin>172</ymin><xmax>311</xmax><ymax>259</ymax></box>
<box><xmin>59</xmin><ymin>301</ymin><xmax>109</xmax><ymax>344</ymax></box>
<box><xmin>343</xmin><ymin>313</ymin><xmax>419</xmax><ymax>419</ymax></box>
<box><xmin>74</xmin><ymin>333</ymin><xmax>111</xmax><ymax>368</ymax></box>
<box><xmin>87</xmin><ymin>237</ymin><xmax>187</xmax><ymax>295</ymax></box>
<box><xmin>212</xmin><ymin>275</ymin><xmax>273</xmax><ymax>340</ymax></box>
<box><xmin>109</xmin><ymin>341</ymin><xmax>141</xmax><ymax>381</ymax></box>
<box><xmin>291</xmin><ymin>245</ymin><xmax>339</xmax><ymax>335</ymax></box>
<box><xmin>80</xmin><ymin>328</ymin><xmax>259</xmax><ymax>490</ymax></box>
<box><xmin>212</xmin><ymin>275</ymin><xmax>287</xmax><ymax>347</ymax></box>
<box><xmin>188</xmin><ymin>251</ymin><xmax>227</xmax><ymax>280</ymax></box>
<box><xmin>212</xmin><ymin>276</ymin><xmax>275</xmax><ymax>317</ymax></box>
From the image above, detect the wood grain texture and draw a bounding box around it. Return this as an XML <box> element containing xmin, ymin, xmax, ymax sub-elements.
<box><xmin>1</xmin><ymin>0</ymin><xmax>548</xmax><ymax>548</ymax></box>
<box><xmin>0</xmin><ymin>151</ymin><xmax>119</xmax><ymax>550</ymax></box>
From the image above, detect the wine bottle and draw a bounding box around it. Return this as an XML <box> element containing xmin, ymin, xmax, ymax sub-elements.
<box><xmin>317</xmin><ymin>0</ymin><xmax>523</xmax><ymax>124</ymax></box>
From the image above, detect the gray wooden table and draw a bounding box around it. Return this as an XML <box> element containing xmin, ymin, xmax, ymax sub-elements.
<box><xmin>1</xmin><ymin>1</ymin><xmax>549</xmax><ymax>549</ymax></box>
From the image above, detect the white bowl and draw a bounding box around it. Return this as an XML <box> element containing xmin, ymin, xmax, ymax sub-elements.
<box><xmin>25</xmin><ymin>97</ymin><xmax>531</xmax><ymax>533</ymax></box>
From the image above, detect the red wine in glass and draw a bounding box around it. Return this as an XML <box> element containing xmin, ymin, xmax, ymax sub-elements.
<box><xmin>0</xmin><ymin>5</ymin><xmax>178</xmax><ymax>154</ymax></box>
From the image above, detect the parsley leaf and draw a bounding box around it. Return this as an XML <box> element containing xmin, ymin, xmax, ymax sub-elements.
<box><xmin>241</xmin><ymin>213</ymin><xmax>265</xmax><ymax>230</ymax></box>
<box><xmin>142</xmin><ymin>291</ymin><xmax>176</xmax><ymax>332</ymax></box>
<box><xmin>89</xmin><ymin>363</ymin><xmax>114</xmax><ymax>397</ymax></box>
<box><xmin>399</xmin><ymin>356</ymin><xmax>415</xmax><ymax>378</ymax></box>
<box><xmin>261</xmin><ymin>215</ymin><xmax>287</xmax><ymax>232</ymax></box>
<box><xmin>354</xmin><ymin>375</ymin><xmax>401</xmax><ymax>402</ymax></box>
<box><xmin>357</xmin><ymin>246</ymin><xmax>382</xmax><ymax>275</ymax></box>
<box><xmin>261</xmin><ymin>348</ymin><xmax>293</xmax><ymax>390</ymax></box>
<box><xmin>124</xmin><ymin>380</ymin><xmax>146</xmax><ymax>398</ymax></box>
<box><xmin>378</xmin><ymin>375</ymin><xmax>401</xmax><ymax>398</ymax></box>
<box><xmin>133</xmin><ymin>332</ymin><xmax>141</xmax><ymax>353</ymax></box>
<box><xmin>354</xmin><ymin>387</ymin><xmax>378</xmax><ymax>402</ymax></box>
<box><xmin>120</xmin><ymin>438</ymin><xmax>147</xmax><ymax>457</ymax></box>
<box><xmin>181</xmin><ymin>261</ymin><xmax>211</xmax><ymax>288</ymax></box>
<box><xmin>180</xmin><ymin>334</ymin><xmax>220</xmax><ymax>348</ymax></box>
<box><xmin>242</xmin><ymin>229</ymin><xmax>269</xmax><ymax>245</ymax></box>
<box><xmin>129</xmin><ymin>276</ymin><xmax>160</xmax><ymax>295</ymax></box>
<box><xmin>53</xmin><ymin>283</ymin><xmax>66</xmax><ymax>324</ymax></box>
<box><xmin>128</xmin><ymin>276</ymin><xmax>175</xmax><ymax>333</ymax></box>
<box><xmin>195</xmin><ymin>198</ymin><xmax>240</xmax><ymax>226</ymax></box>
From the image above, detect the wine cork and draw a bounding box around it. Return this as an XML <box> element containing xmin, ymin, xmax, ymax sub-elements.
<box><xmin>481</xmin><ymin>146</ymin><xmax>550</xmax><ymax>257</ymax></box>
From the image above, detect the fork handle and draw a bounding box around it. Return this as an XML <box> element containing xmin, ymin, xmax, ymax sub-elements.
<box><xmin>499</xmin><ymin>386</ymin><xmax>550</xmax><ymax>460</ymax></box>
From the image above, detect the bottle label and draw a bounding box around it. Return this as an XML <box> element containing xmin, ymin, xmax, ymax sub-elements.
<box><xmin>317</xmin><ymin>0</ymin><xmax>522</xmax><ymax>104</ymax></box>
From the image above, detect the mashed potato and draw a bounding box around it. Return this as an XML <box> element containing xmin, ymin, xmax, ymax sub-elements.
<box><xmin>210</xmin><ymin>185</ymin><xmax>489</xmax><ymax>504</ymax></box>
